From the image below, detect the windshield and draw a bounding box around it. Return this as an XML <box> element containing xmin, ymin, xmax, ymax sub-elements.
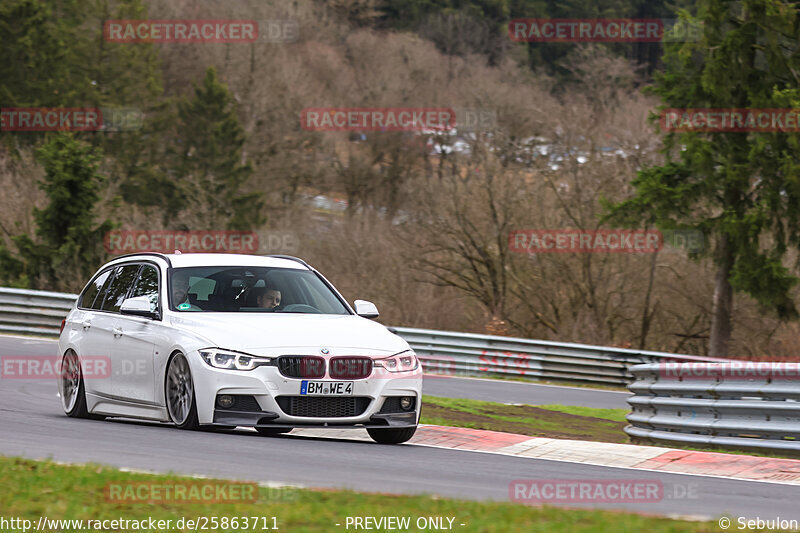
<box><xmin>168</xmin><ymin>266</ymin><xmax>350</xmax><ymax>315</ymax></box>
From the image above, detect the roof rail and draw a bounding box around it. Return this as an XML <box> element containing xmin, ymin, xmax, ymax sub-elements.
<box><xmin>107</xmin><ymin>252</ymin><xmax>173</xmax><ymax>267</ymax></box>
<box><xmin>265</xmin><ymin>255</ymin><xmax>310</xmax><ymax>268</ymax></box>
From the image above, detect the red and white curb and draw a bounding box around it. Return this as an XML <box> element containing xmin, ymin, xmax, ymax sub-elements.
<box><xmin>289</xmin><ymin>425</ymin><xmax>800</xmax><ymax>485</ymax></box>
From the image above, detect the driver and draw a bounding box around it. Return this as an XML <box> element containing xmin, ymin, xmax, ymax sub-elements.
<box><xmin>258</xmin><ymin>287</ymin><xmax>281</xmax><ymax>309</ymax></box>
<box><xmin>171</xmin><ymin>272</ymin><xmax>202</xmax><ymax>311</ymax></box>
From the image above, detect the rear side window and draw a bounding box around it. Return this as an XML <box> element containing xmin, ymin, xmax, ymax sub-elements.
<box><xmin>81</xmin><ymin>269</ymin><xmax>113</xmax><ymax>309</ymax></box>
<box><xmin>100</xmin><ymin>265</ymin><xmax>141</xmax><ymax>312</ymax></box>
<box><xmin>130</xmin><ymin>265</ymin><xmax>160</xmax><ymax>312</ymax></box>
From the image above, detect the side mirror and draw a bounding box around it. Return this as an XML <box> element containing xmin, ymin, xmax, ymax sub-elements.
<box><xmin>354</xmin><ymin>300</ymin><xmax>379</xmax><ymax>319</ymax></box>
<box><xmin>120</xmin><ymin>296</ymin><xmax>159</xmax><ymax>320</ymax></box>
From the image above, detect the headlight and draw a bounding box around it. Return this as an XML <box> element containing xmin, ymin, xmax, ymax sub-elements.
<box><xmin>199</xmin><ymin>349</ymin><xmax>272</xmax><ymax>371</ymax></box>
<box><xmin>375</xmin><ymin>351</ymin><xmax>419</xmax><ymax>373</ymax></box>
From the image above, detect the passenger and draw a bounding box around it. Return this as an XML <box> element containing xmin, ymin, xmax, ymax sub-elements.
<box><xmin>171</xmin><ymin>272</ymin><xmax>202</xmax><ymax>311</ymax></box>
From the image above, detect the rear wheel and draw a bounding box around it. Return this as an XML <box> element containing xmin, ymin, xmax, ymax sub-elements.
<box><xmin>255</xmin><ymin>427</ymin><xmax>292</xmax><ymax>436</ymax></box>
<box><xmin>367</xmin><ymin>426</ymin><xmax>417</xmax><ymax>444</ymax></box>
<box><xmin>61</xmin><ymin>351</ymin><xmax>90</xmax><ymax>418</ymax></box>
<box><xmin>165</xmin><ymin>353</ymin><xmax>199</xmax><ymax>430</ymax></box>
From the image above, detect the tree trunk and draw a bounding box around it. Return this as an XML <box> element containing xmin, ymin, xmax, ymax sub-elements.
<box><xmin>638</xmin><ymin>250</ymin><xmax>658</xmax><ymax>349</ymax></box>
<box><xmin>708</xmin><ymin>235</ymin><xmax>734</xmax><ymax>356</ymax></box>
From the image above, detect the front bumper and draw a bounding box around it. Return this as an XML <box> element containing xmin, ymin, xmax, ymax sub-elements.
<box><xmin>212</xmin><ymin>407</ymin><xmax>417</xmax><ymax>429</ymax></box>
<box><xmin>189</xmin><ymin>351</ymin><xmax>422</xmax><ymax>428</ymax></box>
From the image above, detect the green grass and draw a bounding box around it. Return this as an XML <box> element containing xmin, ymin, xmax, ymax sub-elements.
<box><xmin>0</xmin><ymin>455</ymin><xmax>734</xmax><ymax>532</ymax></box>
<box><xmin>420</xmin><ymin>395</ymin><xmax>630</xmax><ymax>443</ymax></box>
<box><xmin>420</xmin><ymin>395</ymin><xmax>800</xmax><ymax>460</ymax></box>
<box><xmin>508</xmin><ymin>403</ymin><xmax>629</xmax><ymax>423</ymax></box>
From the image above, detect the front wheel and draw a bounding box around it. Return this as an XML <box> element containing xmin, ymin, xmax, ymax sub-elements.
<box><xmin>165</xmin><ymin>353</ymin><xmax>199</xmax><ymax>430</ymax></box>
<box><xmin>367</xmin><ymin>426</ymin><xmax>417</xmax><ymax>444</ymax></box>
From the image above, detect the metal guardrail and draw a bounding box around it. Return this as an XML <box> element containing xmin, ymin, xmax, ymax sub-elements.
<box><xmin>625</xmin><ymin>363</ymin><xmax>800</xmax><ymax>453</ymax></box>
<box><xmin>0</xmin><ymin>287</ymin><xmax>722</xmax><ymax>386</ymax></box>
<box><xmin>0</xmin><ymin>288</ymin><xmax>77</xmax><ymax>337</ymax></box>
<box><xmin>392</xmin><ymin>327</ymin><xmax>722</xmax><ymax>386</ymax></box>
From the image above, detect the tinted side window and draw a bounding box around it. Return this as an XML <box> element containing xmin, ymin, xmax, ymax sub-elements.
<box><xmin>91</xmin><ymin>270</ymin><xmax>118</xmax><ymax>310</ymax></box>
<box><xmin>81</xmin><ymin>270</ymin><xmax>112</xmax><ymax>309</ymax></box>
<box><xmin>130</xmin><ymin>265</ymin><xmax>159</xmax><ymax>312</ymax></box>
<box><xmin>100</xmin><ymin>265</ymin><xmax>141</xmax><ymax>312</ymax></box>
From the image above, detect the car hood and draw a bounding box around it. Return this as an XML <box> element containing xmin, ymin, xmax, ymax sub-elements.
<box><xmin>168</xmin><ymin>313</ymin><xmax>409</xmax><ymax>356</ymax></box>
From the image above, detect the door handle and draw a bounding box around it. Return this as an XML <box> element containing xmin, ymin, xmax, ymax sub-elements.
<box><xmin>113</xmin><ymin>326</ymin><xmax>123</xmax><ymax>338</ymax></box>
<box><xmin>82</xmin><ymin>320</ymin><xmax>92</xmax><ymax>330</ymax></box>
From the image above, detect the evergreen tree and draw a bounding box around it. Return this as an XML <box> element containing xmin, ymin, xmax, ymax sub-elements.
<box><xmin>0</xmin><ymin>0</ymin><xmax>77</xmax><ymax>109</ymax></box>
<box><xmin>605</xmin><ymin>0</ymin><xmax>800</xmax><ymax>356</ymax></box>
<box><xmin>0</xmin><ymin>134</ymin><xmax>114</xmax><ymax>290</ymax></box>
<box><xmin>172</xmin><ymin>68</ymin><xmax>264</xmax><ymax>230</ymax></box>
<box><xmin>0</xmin><ymin>0</ymin><xmax>162</xmax><ymax>120</ymax></box>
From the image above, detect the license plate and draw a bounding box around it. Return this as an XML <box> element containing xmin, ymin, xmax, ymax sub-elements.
<box><xmin>300</xmin><ymin>380</ymin><xmax>354</xmax><ymax>396</ymax></box>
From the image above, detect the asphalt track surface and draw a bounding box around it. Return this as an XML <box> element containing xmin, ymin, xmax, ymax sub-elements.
<box><xmin>2</xmin><ymin>334</ymin><xmax>800</xmax><ymax>522</ymax></box>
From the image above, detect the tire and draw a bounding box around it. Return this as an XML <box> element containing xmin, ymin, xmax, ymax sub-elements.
<box><xmin>255</xmin><ymin>427</ymin><xmax>292</xmax><ymax>436</ymax></box>
<box><xmin>367</xmin><ymin>426</ymin><xmax>417</xmax><ymax>444</ymax></box>
<box><xmin>61</xmin><ymin>351</ymin><xmax>90</xmax><ymax>418</ymax></box>
<box><xmin>165</xmin><ymin>353</ymin><xmax>199</xmax><ymax>430</ymax></box>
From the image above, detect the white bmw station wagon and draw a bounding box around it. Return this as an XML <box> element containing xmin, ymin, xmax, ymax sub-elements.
<box><xmin>58</xmin><ymin>253</ymin><xmax>422</xmax><ymax>444</ymax></box>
